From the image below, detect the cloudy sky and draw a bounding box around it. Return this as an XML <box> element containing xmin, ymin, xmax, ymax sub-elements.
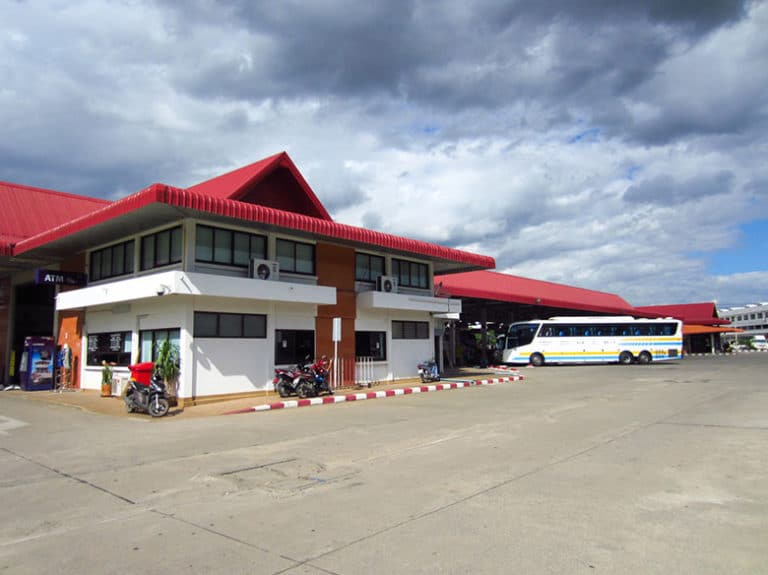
<box><xmin>2</xmin><ymin>0</ymin><xmax>767</xmax><ymax>308</ymax></box>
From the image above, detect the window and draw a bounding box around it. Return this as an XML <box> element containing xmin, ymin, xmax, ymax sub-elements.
<box><xmin>392</xmin><ymin>320</ymin><xmax>430</xmax><ymax>340</ymax></box>
<box><xmin>355</xmin><ymin>331</ymin><xmax>387</xmax><ymax>360</ymax></box>
<box><xmin>194</xmin><ymin>312</ymin><xmax>267</xmax><ymax>338</ymax></box>
<box><xmin>139</xmin><ymin>328</ymin><xmax>180</xmax><ymax>362</ymax></box>
<box><xmin>195</xmin><ymin>225</ymin><xmax>267</xmax><ymax>267</ymax></box>
<box><xmin>355</xmin><ymin>253</ymin><xmax>385</xmax><ymax>282</ymax></box>
<box><xmin>141</xmin><ymin>226</ymin><xmax>182</xmax><ymax>271</ymax></box>
<box><xmin>86</xmin><ymin>331</ymin><xmax>132</xmax><ymax>366</ymax></box>
<box><xmin>392</xmin><ymin>259</ymin><xmax>429</xmax><ymax>289</ymax></box>
<box><xmin>90</xmin><ymin>240</ymin><xmax>135</xmax><ymax>281</ymax></box>
<box><xmin>276</xmin><ymin>239</ymin><xmax>315</xmax><ymax>275</ymax></box>
<box><xmin>275</xmin><ymin>329</ymin><xmax>315</xmax><ymax>364</ymax></box>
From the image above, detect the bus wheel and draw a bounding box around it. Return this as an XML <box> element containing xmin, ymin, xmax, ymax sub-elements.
<box><xmin>637</xmin><ymin>351</ymin><xmax>652</xmax><ymax>364</ymax></box>
<box><xmin>618</xmin><ymin>351</ymin><xmax>634</xmax><ymax>365</ymax></box>
<box><xmin>530</xmin><ymin>353</ymin><xmax>544</xmax><ymax>367</ymax></box>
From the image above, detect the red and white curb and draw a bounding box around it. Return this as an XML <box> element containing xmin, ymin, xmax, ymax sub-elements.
<box><xmin>224</xmin><ymin>375</ymin><xmax>523</xmax><ymax>414</ymax></box>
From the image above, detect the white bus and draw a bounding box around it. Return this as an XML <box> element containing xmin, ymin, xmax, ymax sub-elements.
<box><xmin>502</xmin><ymin>316</ymin><xmax>683</xmax><ymax>366</ymax></box>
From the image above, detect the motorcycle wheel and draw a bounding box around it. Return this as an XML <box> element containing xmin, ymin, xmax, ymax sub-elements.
<box><xmin>276</xmin><ymin>381</ymin><xmax>290</xmax><ymax>398</ymax></box>
<box><xmin>148</xmin><ymin>397</ymin><xmax>170</xmax><ymax>417</ymax></box>
<box><xmin>124</xmin><ymin>392</ymin><xmax>135</xmax><ymax>413</ymax></box>
<box><xmin>420</xmin><ymin>374</ymin><xmax>428</xmax><ymax>383</ymax></box>
<box><xmin>296</xmin><ymin>382</ymin><xmax>312</xmax><ymax>399</ymax></box>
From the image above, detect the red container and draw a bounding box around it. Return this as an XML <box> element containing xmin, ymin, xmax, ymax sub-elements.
<box><xmin>129</xmin><ymin>362</ymin><xmax>155</xmax><ymax>386</ymax></box>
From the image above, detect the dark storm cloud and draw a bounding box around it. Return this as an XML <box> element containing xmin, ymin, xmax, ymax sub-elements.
<box><xmin>623</xmin><ymin>171</ymin><xmax>734</xmax><ymax>206</ymax></box>
<box><xmin>162</xmin><ymin>0</ymin><xmax>755</xmax><ymax>147</ymax></box>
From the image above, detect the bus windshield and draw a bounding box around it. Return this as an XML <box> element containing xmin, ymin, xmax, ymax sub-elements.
<box><xmin>507</xmin><ymin>323</ymin><xmax>540</xmax><ymax>348</ymax></box>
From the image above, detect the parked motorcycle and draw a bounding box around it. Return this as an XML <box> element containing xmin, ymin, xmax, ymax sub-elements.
<box><xmin>273</xmin><ymin>366</ymin><xmax>300</xmax><ymax>398</ymax></box>
<box><xmin>124</xmin><ymin>363</ymin><xmax>170</xmax><ymax>417</ymax></box>
<box><xmin>274</xmin><ymin>356</ymin><xmax>333</xmax><ymax>398</ymax></box>
<box><xmin>417</xmin><ymin>359</ymin><xmax>440</xmax><ymax>383</ymax></box>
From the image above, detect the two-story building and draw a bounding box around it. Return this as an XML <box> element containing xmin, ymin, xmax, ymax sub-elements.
<box><xmin>0</xmin><ymin>152</ymin><xmax>494</xmax><ymax>404</ymax></box>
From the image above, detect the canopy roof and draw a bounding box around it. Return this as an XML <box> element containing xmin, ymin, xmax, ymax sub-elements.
<box><xmin>635</xmin><ymin>303</ymin><xmax>730</xmax><ymax>326</ymax></box>
<box><xmin>435</xmin><ymin>270</ymin><xmax>639</xmax><ymax>316</ymax></box>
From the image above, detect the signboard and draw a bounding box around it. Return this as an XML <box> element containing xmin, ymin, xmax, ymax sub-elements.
<box><xmin>332</xmin><ymin>317</ymin><xmax>342</xmax><ymax>342</ymax></box>
<box><xmin>34</xmin><ymin>269</ymin><xmax>87</xmax><ymax>287</ymax></box>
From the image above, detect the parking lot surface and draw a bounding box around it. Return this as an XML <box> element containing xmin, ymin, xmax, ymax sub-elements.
<box><xmin>1</xmin><ymin>355</ymin><xmax>766</xmax><ymax>574</ymax></box>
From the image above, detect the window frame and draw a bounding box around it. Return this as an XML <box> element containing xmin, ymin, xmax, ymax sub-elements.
<box><xmin>392</xmin><ymin>320</ymin><xmax>430</xmax><ymax>340</ymax></box>
<box><xmin>195</xmin><ymin>224</ymin><xmax>267</xmax><ymax>268</ymax></box>
<box><xmin>392</xmin><ymin>258</ymin><xmax>429</xmax><ymax>289</ymax></box>
<box><xmin>276</xmin><ymin>238</ymin><xmax>316</xmax><ymax>276</ymax></box>
<box><xmin>355</xmin><ymin>331</ymin><xmax>387</xmax><ymax>360</ymax></box>
<box><xmin>86</xmin><ymin>331</ymin><xmax>133</xmax><ymax>366</ymax></box>
<box><xmin>275</xmin><ymin>329</ymin><xmax>315</xmax><ymax>365</ymax></box>
<box><xmin>355</xmin><ymin>252</ymin><xmax>385</xmax><ymax>283</ymax></box>
<box><xmin>138</xmin><ymin>328</ymin><xmax>181</xmax><ymax>363</ymax></box>
<box><xmin>194</xmin><ymin>312</ymin><xmax>267</xmax><ymax>338</ymax></box>
<box><xmin>140</xmin><ymin>226</ymin><xmax>183</xmax><ymax>271</ymax></box>
<box><xmin>89</xmin><ymin>240</ymin><xmax>135</xmax><ymax>282</ymax></box>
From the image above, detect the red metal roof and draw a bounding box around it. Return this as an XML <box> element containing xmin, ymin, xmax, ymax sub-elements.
<box><xmin>634</xmin><ymin>303</ymin><xmax>730</xmax><ymax>325</ymax></box>
<box><xmin>14</xmin><ymin>183</ymin><xmax>494</xmax><ymax>269</ymax></box>
<box><xmin>0</xmin><ymin>181</ymin><xmax>110</xmax><ymax>255</ymax></box>
<box><xmin>186</xmin><ymin>152</ymin><xmax>332</xmax><ymax>221</ymax></box>
<box><xmin>435</xmin><ymin>270</ymin><xmax>637</xmax><ymax>315</ymax></box>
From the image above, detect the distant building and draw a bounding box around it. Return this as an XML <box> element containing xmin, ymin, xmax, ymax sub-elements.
<box><xmin>717</xmin><ymin>303</ymin><xmax>768</xmax><ymax>338</ymax></box>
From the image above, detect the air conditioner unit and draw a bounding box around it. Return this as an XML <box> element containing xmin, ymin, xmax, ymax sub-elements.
<box><xmin>377</xmin><ymin>275</ymin><xmax>397</xmax><ymax>293</ymax></box>
<box><xmin>249</xmin><ymin>259</ymin><xmax>280</xmax><ymax>281</ymax></box>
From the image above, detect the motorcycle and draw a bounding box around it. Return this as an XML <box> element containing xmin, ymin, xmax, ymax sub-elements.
<box><xmin>293</xmin><ymin>356</ymin><xmax>333</xmax><ymax>398</ymax></box>
<box><xmin>273</xmin><ymin>366</ymin><xmax>300</xmax><ymax>398</ymax></box>
<box><xmin>124</xmin><ymin>364</ymin><xmax>170</xmax><ymax>417</ymax></box>
<box><xmin>417</xmin><ymin>359</ymin><xmax>440</xmax><ymax>383</ymax></box>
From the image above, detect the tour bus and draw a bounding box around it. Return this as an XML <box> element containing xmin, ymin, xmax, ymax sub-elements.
<box><xmin>502</xmin><ymin>316</ymin><xmax>683</xmax><ymax>366</ymax></box>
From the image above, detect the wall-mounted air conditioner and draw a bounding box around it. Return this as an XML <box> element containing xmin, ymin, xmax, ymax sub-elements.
<box><xmin>377</xmin><ymin>275</ymin><xmax>397</xmax><ymax>293</ymax></box>
<box><xmin>249</xmin><ymin>259</ymin><xmax>280</xmax><ymax>281</ymax></box>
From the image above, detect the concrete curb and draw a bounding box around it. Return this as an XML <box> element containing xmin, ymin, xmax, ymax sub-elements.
<box><xmin>223</xmin><ymin>375</ymin><xmax>524</xmax><ymax>414</ymax></box>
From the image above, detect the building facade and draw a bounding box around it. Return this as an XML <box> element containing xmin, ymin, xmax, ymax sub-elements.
<box><xmin>717</xmin><ymin>303</ymin><xmax>768</xmax><ymax>338</ymax></box>
<box><xmin>1</xmin><ymin>152</ymin><xmax>493</xmax><ymax>403</ymax></box>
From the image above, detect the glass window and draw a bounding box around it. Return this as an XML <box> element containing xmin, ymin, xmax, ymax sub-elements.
<box><xmin>392</xmin><ymin>259</ymin><xmax>429</xmax><ymax>289</ymax></box>
<box><xmin>194</xmin><ymin>312</ymin><xmax>267</xmax><ymax>338</ymax></box>
<box><xmin>89</xmin><ymin>240</ymin><xmax>135</xmax><ymax>282</ymax></box>
<box><xmin>275</xmin><ymin>329</ymin><xmax>315</xmax><ymax>364</ymax></box>
<box><xmin>196</xmin><ymin>225</ymin><xmax>267</xmax><ymax>268</ymax></box>
<box><xmin>140</xmin><ymin>226</ymin><xmax>183</xmax><ymax>271</ymax></box>
<box><xmin>392</xmin><ymin>321</ymin><xmax>430</xmax><ymax>340</ymax></box>
<box><xmin>355</xmin><ymin>253</ymin><xmax>385</xmax><ymax>282</ymax></box>
<box><xmin>139</xmin><ymin>328</ymin><xmax>180</xmax><ymax>362</ymax></box>
<box><xmin>276</xmin><ymin>239</ymin><xmax>316</xmax><ymax>275</ymax></box>
<box><xmin>86</xmin><ymin>331</ymin><xmax>133</xmax><ymax>366</ymax></box>
<box><xmin>196</xmin><ymin>226</ymin><xmax>213</xmax><ymax>261</ymax></box>
<box><xmin>356</xmin><ymin>331</ymin><xmax>387</xmax><ymax>360</ymax></box>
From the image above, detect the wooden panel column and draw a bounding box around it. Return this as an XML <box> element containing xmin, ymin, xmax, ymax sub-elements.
<box><xmin>315</xmin><ymin>243</ymin><xmax>356</xmax><ymax>385</ymax></box>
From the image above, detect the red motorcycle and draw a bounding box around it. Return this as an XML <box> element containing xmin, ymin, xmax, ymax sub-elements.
<box><xmin>273</xmin><ymin>356</ymin><xmax>332</xmax><ymax>398</ymax></box>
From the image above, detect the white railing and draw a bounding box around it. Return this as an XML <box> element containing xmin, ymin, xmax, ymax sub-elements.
<box><xmin>328</xmin><ymin>356</ymin><xmax>377</xmax><ymax>389</ymax></box>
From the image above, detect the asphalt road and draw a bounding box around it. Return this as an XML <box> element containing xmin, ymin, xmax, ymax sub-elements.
<box><xmin>1</xmin><ymin>355</ymin><xmax>766</xmax><ymax>574</ymax></box>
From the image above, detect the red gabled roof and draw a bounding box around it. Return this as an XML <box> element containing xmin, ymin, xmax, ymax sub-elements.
<box><xmin>14</xmin><ymin>184</ymin><xmax>494</xmax><ymax>269</ymax></box>
<box><xmin>186</xmin><ymin>152</ymin><xmax>332</xmax><ymax>221</ymax></box>
<box><xmin>435</xmin><ymin>270</ymin><xmax>637</xmax><ymax>315</ymax></box>
<box><xmin>0</xmin><ymin>181</ymin><xmax>110</xmax><ymax>255</ymax></box>
<box><xmin>634</xmin><ymin>303</ymin><xmax>730</xmax><ymax>325</ymax></box>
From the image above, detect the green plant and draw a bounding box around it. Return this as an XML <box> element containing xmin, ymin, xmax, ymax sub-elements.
<box><xmin>154</xmin><ymin>340</ymin><xmax>180</xmax><ymax>388</ymax></box>
<box><xmin>101</xmin><ymin>361</ymin><xmax>113</xmax><ymax>386</ymax></box>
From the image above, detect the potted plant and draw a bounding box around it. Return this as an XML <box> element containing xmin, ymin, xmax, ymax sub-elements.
<box><xmin>154</xmin><ymin>340</ymin><xmax>180</xmax><ymax>402</ymax></box>
<box><xmin>101</xmin><ymin>361</ymin><xmax>113</xmax><ymax>397</ymax></box>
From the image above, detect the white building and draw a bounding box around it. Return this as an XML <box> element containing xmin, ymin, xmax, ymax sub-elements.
<box><xmin>717</xmin><ymin>303</ymin><xmax>768</xmax><ymax>339</ymax></box>
<box><xmin>1</xmin><ymin>152</ymin><xmax>493</xmax><ymax>404</ymax></box>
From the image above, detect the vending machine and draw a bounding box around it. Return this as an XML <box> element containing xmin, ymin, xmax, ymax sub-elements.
<box><xmin>19</xmin><ymin>336</ymin><xmax>56</xmax><ymax>391</ymax></box>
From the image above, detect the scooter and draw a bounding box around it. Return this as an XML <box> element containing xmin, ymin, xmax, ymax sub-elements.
<box><xmin>124</xmin><ymin>371</ymin><xmax>170</xmax><ymax>417</ymax></box>
<box><xmin>417</xmin><ymin>359</ymin><xmax>440</xmax><ymax>383</ymax></box>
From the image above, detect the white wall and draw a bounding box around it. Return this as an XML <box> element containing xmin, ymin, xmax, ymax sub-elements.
<box><xmin>356</xmin><ymin>309</ymin><xmax>433</xmax><ymax>382</ymax></box>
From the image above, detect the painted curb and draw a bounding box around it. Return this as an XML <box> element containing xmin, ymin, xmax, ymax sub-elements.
<box><xmin>223</xmin><ymin>375</ymin><xmax>524</xmax><ymax>414</ymax></box>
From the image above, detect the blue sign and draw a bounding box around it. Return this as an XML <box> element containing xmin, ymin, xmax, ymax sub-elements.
<box><xmin>34</xmin><ymin>269</ymin><xmax>87</xmax><ymax>286</ymax></box>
